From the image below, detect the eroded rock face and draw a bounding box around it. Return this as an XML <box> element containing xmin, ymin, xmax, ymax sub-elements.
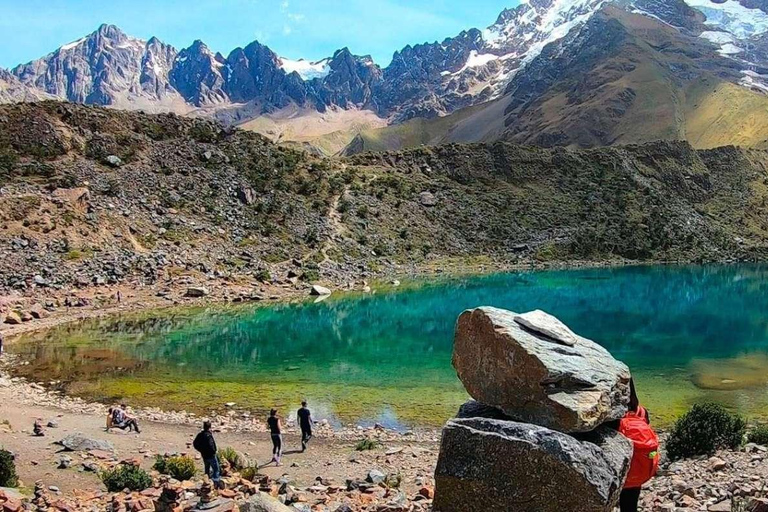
<box><xmin>433</xmin><ymin>417</ymin><xmax>632</xmax><ymax>512</ymax></box>
<box><xmin>452</xmin><ymin>306</ymin><xmax>630</xmax><ymax>432</ymax></box>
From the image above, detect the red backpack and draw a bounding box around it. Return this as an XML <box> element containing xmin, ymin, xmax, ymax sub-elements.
<box><xmin>619</xmin><ymin>405</ymin><xmax>660</xmax><ymax>489</ymax></box>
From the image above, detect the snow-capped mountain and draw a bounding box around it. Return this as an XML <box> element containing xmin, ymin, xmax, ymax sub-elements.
<box><xmin>11</xmin><ymin>24</ymin><xmax>186</xmax><ymax>111</ymax></box>
<box><xmin>5</xmin><ymin>0</ymin><xmax>768</xmax><ymax>136</ymax></box>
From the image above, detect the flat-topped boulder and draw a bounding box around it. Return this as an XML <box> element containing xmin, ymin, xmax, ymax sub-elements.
<box><xmin>433</xmin><ymin>417</ymin><xmax>632</xmax><ymax>512</ymax></box>
<box><xmin>55</xmin><ymin>433</ymin><xmax>114</xmax><ymax>453</ymax></box>
<box><xmin>452</xmin><ymin>306</ymin><xmax>630</xmax><ymax>432</ymax></box>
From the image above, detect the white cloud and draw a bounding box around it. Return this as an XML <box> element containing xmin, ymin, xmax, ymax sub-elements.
<box><xmin>279</xmin><ymin>0</ymin><xmax>304</xmax><ymax>37</ymax></box>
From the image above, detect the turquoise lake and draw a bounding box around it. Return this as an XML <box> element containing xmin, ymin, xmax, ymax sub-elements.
<box><xmin>11</xmin><ymin>264</ymin><xmax>768</xmax><ymax>428</ymax></box>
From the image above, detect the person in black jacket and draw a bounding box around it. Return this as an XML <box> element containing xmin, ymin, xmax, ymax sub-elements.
<box><xmin>193</xmin><ymin>420</ymin><xmax>221</xmax><ymax>487</ymax></box>
<box><xmin>297</xmin><ymin>401</ymin><xmax>314</xmax><ymax>452</ymax></box>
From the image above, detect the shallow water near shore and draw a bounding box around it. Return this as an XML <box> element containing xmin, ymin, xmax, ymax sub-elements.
<box><xmin>10</xmin><ymin>264</ymin><xmax>768</xmax><ymax>429</ymax></box>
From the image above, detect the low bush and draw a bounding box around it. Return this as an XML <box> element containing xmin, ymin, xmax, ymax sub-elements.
<box><xmin>384</xmin><ymin>472</ymin><xmax>402</xmax><ymax>488</ymax></box>
<box><xmin>240</xmin><ymin>464</ymin><xmax>259</xmax><ymax>481</ymax></box>
<box><xmin>355</xmin><ymin>438</ymin><xmax>380</xmax><ymax>451</ymax></box>
<box><xmin>101</xmin><ymin>464</ymin><xmax>152</xmax><ymax>492</ymax></box>
<box><xmin>152</xmin><ymin>455</ymin><xmax>196</xmax><ymax>480</ymax></box>
<box><xmin>747</xmin><ymin>424</ymin><xmax>768</xmax><ymax>446</ymax></box>
<box><xmin>666</xmin><ymin>403</ymin><xmax>746</xmax><ymax>461</ymax></box>
<box><xmin>255</xmin><ymin>269</ymin><xmax>272</xmax><ymax>283</ymax></box>
<box><xmin>218</xmin><ymin>447</ymin><xmax>247</xmax><ymax>471</ymax></box>
<box><xmin>0</xmin><ymin>449</ymin><xmax>18</xmax><ymax>487</ymax></box>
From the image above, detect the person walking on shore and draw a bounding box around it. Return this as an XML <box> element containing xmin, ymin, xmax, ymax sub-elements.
<box><xmin>297</xmin><ymin>401</ymin><xmax>314</xmax><ymax>452</ymax></box>
<box><xmin>268</xmin><ymin>408</ymin><xmax>282</xmax><ymax>466</ymax></box>
<box><xmin>193</xmin><ymin>420</ymin><xmax>222</xmax><ymax>488</ymax></box>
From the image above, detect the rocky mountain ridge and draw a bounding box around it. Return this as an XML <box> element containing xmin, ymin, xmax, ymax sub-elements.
<box><xmin>4</xmin><ymin>0</ymin><xmax>768</xmax><ymax>134</ymax></box>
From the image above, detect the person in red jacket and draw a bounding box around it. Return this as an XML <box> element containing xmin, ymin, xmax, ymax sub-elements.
<box><xmin>618</xmin><ymin>379</ymin><xmax>660</xmax><ymax>512</ymax></box>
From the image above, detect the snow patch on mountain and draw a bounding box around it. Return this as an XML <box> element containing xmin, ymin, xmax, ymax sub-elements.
<box><xmin>719</xmin><ymin>43</ymin><xmax>744</xmax><ymax>54</ymax></box>
<box><xmin>685</xmin><ymin>0</ymin><xmax>768</xmax><ymax>38</ymax></box>
<box><xmin>60</xmin><ymin>37</ymin><xmax>87</xmax><ymax>52</ymax></box>
<box><xmin>279</xmin><ymin>58</ymin><xmax>331</xmax><ymax>80</ymax></box>
<box><xmin>741</xmin><ymin>70</ymin><xmax>768</xmax><ymax>93</ymax></box>
<box><xmin>480</xmin><ymin>0</ymin><xmax>607</xmax><ymax>88</ymax></box>
<box><xmin>699</xmin><ymin>31</ymin><xmax>737</xmax><ymax>44</ymax></box>
<box><xmin>465</xmin><ymin>51</ymin><xmax>499</xmax><ymax>69</ymax></box>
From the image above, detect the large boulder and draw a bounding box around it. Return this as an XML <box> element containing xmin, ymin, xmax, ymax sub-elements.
<box><xmin>3</xmin><ymin>312</ymin><xmax>21</xmax><ymax>325</ymax></box>
<box><xmin>239</xmin><ymin>492</ymin><xmax>292</xmax><ymax>512</ymax></box>
<box><xmin>433</xmin><ymin>417</ymin><xmax>632</xmax><ymax>512</ymax></box>
<box><xmin>185</xmin><ymin>286</ymin><xmax>209</xmax><ymax>298</ymax></box>
<box><xmin>55</xmin><ymin>433</ymin><xmax>114</xmax><ymax>453</ymax></box>
<box><xmin>452</xmin><ymin>306</ymin><xmax>630</xmax><ymax>432</ymax></box>
<box><xmin>309</xmin><ymin>285</ymin><xmax>332</xmax><ymax>296</ymax></box>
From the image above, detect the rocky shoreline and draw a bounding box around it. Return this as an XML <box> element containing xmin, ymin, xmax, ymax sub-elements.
<box><xmin>2</xmin><ymin>309</ymin><xmax>768</xmax><ymax>511</ymax></box>
<box><xmin>0</xmin><ymin>356</ymin><xmax>440</xmax><ymax>445</ymax></box>
<box><xmin>1</xmin><ymin>254</ymin><xmax>645</xmax><ymax>339</ymax></box>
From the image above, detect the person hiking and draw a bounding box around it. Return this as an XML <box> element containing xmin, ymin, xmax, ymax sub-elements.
<box><xmin>111</xmin><ymin>403</ymin><xmax>141</xmax><ymax>433</ymax></box>
<box><xmin>616</xmin><ymin>379</ymin><xmax>660</xmax><ymax>512</ymax></box>
<box><xmin>268</xmin><ymin>408</ymin><xmax>282</xmax><ymax>466</ymax></box>
<box><xmin>193</xmin><ymin>420</ymin><xmax>222</xmax><ymax>488</ymax></box>
<box><xmin>297</xmin><ymin>400</ymin><xmax>314</xmax><ymax>452</ymax></box>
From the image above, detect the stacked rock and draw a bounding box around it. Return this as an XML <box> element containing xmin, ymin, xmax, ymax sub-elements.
<box><xmin>434</xmin><ymin>307</ymin><xmax>634</xmax><ymax>512</ymax></box>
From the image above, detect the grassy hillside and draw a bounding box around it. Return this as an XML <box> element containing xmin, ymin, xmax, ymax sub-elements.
<box><xmin>237</xmin><ymin>106</ymin><xmax>387</xmax><ymax>156</ymax></box>
<box><xmin>343</xmin><ymin>7</ymin><xmax>768</xmax><ymax>155</ymax></box>
<box><xmin>2</xmin><ymin>102</ymin><xmax>768</xmax><ymax>292</ymax></box>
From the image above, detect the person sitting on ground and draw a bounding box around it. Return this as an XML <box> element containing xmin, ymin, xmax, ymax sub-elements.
<box><xmin>193</xmin><ymin>420</ymin><xmax>222</xmax><ymax>488</ymax></box>
<box><xmin>106</xmin><ymin>407</ymin><xmax>114</xmax><ymax>431</ymax></box>
<box><xmin>297</xmin><ymin>400</ymin><xmax>314</xmax><ymax>452</ymax></box>
<box><xmin>111</xmin><ymin>403</ymin><xmax>141</xmax><ymax>433</ymax></box>
<box><xmin>268</xmin><ymin>408</ymin><xmax>282</xmax><ymax>466</ymax></box>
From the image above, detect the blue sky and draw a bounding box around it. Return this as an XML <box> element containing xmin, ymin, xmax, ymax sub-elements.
<box><xmin>0</xmin><ymin>0</ymin><xmax>517</xmax><ymax>69</ymax></box>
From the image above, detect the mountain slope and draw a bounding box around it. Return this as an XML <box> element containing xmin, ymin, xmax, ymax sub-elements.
<box><xmin>7</xmin><ymin>0</ymin><xmax>768</xmax><ymax>151</ymax></box>
<box><xmin>344</xmin><ymin>3</ymin><xmax>768</xmax><ymax>153</ymax></box>
<box><xmin>11</xmin><ymin>24</ymin><xmax>188</xmax><ymax>112</ymax></box>
<box><xmin>0</xmin><ymin>68</ymin><xmax>52</xmax><ymax>104</ymax></box>
<box><xmin>3</xmin><ymin>103</ymin><xmax>768</xmax><ymax>295</ymax></box>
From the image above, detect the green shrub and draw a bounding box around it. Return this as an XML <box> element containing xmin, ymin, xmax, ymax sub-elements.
<box><xmin>666</xmin><ymin>403</ymin><xmax>746</xmax><ymax>461</ymax></box>
<box><xmin>218</xmin><ymin>447</ymin><xmax>247</xmax><ymax>471</ymax></box>
<box><xmin>0</xmin><ymin>146</ymin><xmax>18</xmax><ymax>177</ymax></box>
<box><xmin>240</xmin><ymin>464</ymin><xmax>259</xmax><ymax>481</ymax></box>
<box><xmin>300</xmin><ymin>268</ymin><xmax>320</xmax><ymax>282</ymax></box>
<box><xmin>255</xmin><ymin>269</ymin><xmax>272</xmax><ymax>282</ymax></box>
<box><xmin>101</xmin><ymin>464</ymin><xmax>152</xmax><ymax>492</ymax></box>
<box><xmin>355</xmin><ymin>438</ymin><xmax>380</xmax><ymax>451</ymax></box>
<box><xmin>384</xmin><ymin>472</ymin><xmax>402</xmax><ymax>488</ymax></box>
<box><xmin>747</xmin><ymin>424</ymin><xmax>768</xmax><ymax>446</ymax></box>
<box><xmin>0</xmin><ymin>449</ymin><xmax>18</xmax><ymax>487</ymax></box>
<box><xmin>152</xmin><ymin>455</ymin><xmax>196</xmax><ymax>480</ymax></box>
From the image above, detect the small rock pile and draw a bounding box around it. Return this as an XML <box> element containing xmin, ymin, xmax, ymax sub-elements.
<box><xmin>434</xmin><ymin>307</ymin><xmax>634</xmax><ymax>512</ymax></box>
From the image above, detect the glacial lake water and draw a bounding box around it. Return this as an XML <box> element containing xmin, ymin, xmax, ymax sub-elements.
<box><xmin>10</xmin><ymin>264</ymin><xmax>768</xmax><ymax>429</ymax></box>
